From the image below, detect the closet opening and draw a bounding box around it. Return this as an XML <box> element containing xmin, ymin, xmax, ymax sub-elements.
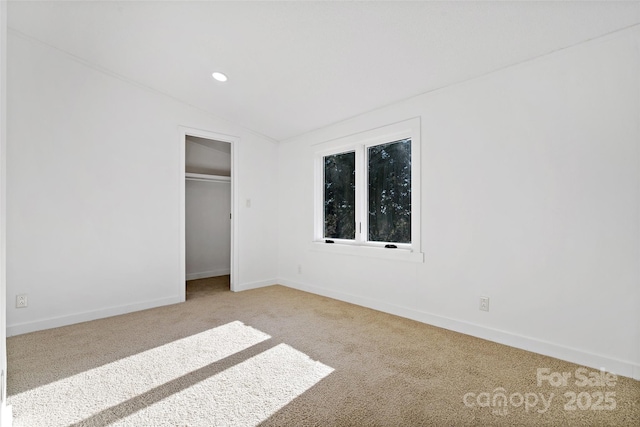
<box><xmin>180</xmin><ymin>129</ymin><xmax>238</xmax><ymax>299</ymax></box>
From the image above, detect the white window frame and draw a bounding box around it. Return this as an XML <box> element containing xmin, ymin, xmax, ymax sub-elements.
<box><xmin>312</xmin><ymin>118</ymin><xmax>423</xmax><ymax>262</ymax></box>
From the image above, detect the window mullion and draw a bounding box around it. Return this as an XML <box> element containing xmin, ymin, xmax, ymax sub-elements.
<box><xmin>355</xmin><ymin>145</ymin><xmax>366</xmax><ymax>244</ymax></box>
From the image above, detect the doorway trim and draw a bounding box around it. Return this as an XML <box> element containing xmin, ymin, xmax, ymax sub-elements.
<box><xmin>178</xmin><ymin>126</ymin><xmax>239</xmax><ymax>297</ymax></box>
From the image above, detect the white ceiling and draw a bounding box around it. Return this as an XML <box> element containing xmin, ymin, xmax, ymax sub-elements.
<box><xmin>8</xmin><ymin>1</ymin><xmax>640</xmax><ymax>141</ymax></box>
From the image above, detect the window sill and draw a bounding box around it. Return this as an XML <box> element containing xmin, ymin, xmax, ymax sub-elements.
<box><xmin>309</xmin><ymin>241</ymin><xmax>424</xmax><ymax>263</ymax></box>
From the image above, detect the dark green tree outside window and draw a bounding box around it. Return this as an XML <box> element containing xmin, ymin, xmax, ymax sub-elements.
<box><xmin>324</xmin><ymin>151</ymin><xmax>356</xmax><ymax>239</ymax></box>
<box><xmin>368</xmin><ymin>139</ymin><xmax>411</xmax><ymax>243</ymax></box>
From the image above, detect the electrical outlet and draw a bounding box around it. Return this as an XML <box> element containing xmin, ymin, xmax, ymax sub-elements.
<box><xmin>479</xmin><ymin>296</ymin><xmax>489</xmax><ymax>312</ymax></box>
<box><xmin>16</xmin><ymin>294</ymin><xmax>28</xmax><ymax>308</ymax></box>
<box><xmin>297</xmin><ymin>264</ymin><xmax>302</xmax><ymax>274</ymax></box>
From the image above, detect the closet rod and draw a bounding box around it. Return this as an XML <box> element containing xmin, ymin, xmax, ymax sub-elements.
<box><xmin>185</xmin><ymin>172</ymin><xmax>231</xmax><ymax>183</ymax></box>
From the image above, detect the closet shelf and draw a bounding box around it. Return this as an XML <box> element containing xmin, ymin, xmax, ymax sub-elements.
<box><xmin>185</xmin><ymin>172</ymin><xmax>231</xmax><ymax>183</ymax></box>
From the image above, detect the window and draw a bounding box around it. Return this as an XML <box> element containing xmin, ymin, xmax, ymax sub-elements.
<box><xmin>314</xmin><ymin>118</ymin><xmax>422</xmax><ymax>260</ymax></box>
<box><xmin>367</xmin><ymin>138</ymin><xmax>411</xmax><ymax>244</ymax></box>
<box><xmin>324</xmin><ymin>151</ymin><xmax>356</xmax><ymax>240</ymax></box>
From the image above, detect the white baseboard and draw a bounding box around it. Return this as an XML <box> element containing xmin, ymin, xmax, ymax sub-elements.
<box><xmin>0</xmin><ymin>403</ymin><xmax>12</xmax><ymax>427</ymax></box>
<box><xmin>233</xmin><ymin>278</ymin><xmax>277</xmax><ymax>292</ymax></box>
<box><xmin>6</xmin><ymin>277</ymin><xmax>276</xmax><ymax>336</ymax></box>
<box><xmin>186</xmin><ymin>268</ymin><xmax>231</xmax><ymax>281</ymax></box>
<box><xmin>278</xmin><ymin>277</ymin><xmax>640</xmax><ymax>381</ymax></box>
<box><xmin>7</xmin><ymin>296</ymin><xmax>182</xmax><ymax>337</ymax></box>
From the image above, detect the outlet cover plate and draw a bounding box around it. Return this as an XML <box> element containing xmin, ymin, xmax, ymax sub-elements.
<box><xmin>16</xmin><ymin>294</ymin><xmax>28</xmax><ymax>308</ymax></box>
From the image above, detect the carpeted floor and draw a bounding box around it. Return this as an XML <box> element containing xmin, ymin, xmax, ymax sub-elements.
<box><xmin>6</xmin><ymin>276</ymin><xmax>640</xmax><ymax>426</ymax></box>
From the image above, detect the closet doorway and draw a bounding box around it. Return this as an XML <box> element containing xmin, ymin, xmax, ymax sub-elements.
<box><xmin>179</xmin><ymin>127</ymin><xmax>239</xmax><ymax>299</ymax></box>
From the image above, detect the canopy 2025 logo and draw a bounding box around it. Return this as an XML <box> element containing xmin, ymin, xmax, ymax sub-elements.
<box><xmin>462</xmin><ymin>367</ymin><xmax>617</xmax><ymax>416</ymax></box>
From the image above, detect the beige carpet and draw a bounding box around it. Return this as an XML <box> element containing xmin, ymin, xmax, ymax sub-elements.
<box><xmin>7</xmin><ymin>276</ymin><xmax>640</xmax><ymax>426</ymax></box>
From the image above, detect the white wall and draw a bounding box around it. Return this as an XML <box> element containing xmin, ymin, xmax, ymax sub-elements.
<box><xmin>6</xmin><ymin>31</ymin><xmax>278</xmax><ymax>336</ymax></box>
<box><xmin>278</xmin><ymin>27</ymin><xmax>640</xmax><ymax>379</ymax></box>
<box><xmin>185</xmin><ymin>141</ymin><xmax>231</xmax><ymax>280</ymax></box>
<box><xmin>185</xmin><ymin>180</ymin><xmax>231</xmax><ymax>280</ymax></box>
<box><xmin>0</xmin><ymin>1</ymin><xmax>11</xmax><ymax>425</ymax></box>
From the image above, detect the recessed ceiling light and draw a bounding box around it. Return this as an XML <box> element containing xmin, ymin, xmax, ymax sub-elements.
<box><xmin>212</xmin><ymin>72</ymin><xmax>228</xmax><ymax>82</ymax></box>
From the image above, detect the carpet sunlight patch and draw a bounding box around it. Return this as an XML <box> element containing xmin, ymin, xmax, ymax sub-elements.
<box><xmin>10</xmin><ymin>321</ymin><xmax>271</xmax><ymax>426</ymax></box>
<box><xmin>114</xmin><ymin>343</ymin><xmax>334</xmax><ymax>426</ymax></box>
